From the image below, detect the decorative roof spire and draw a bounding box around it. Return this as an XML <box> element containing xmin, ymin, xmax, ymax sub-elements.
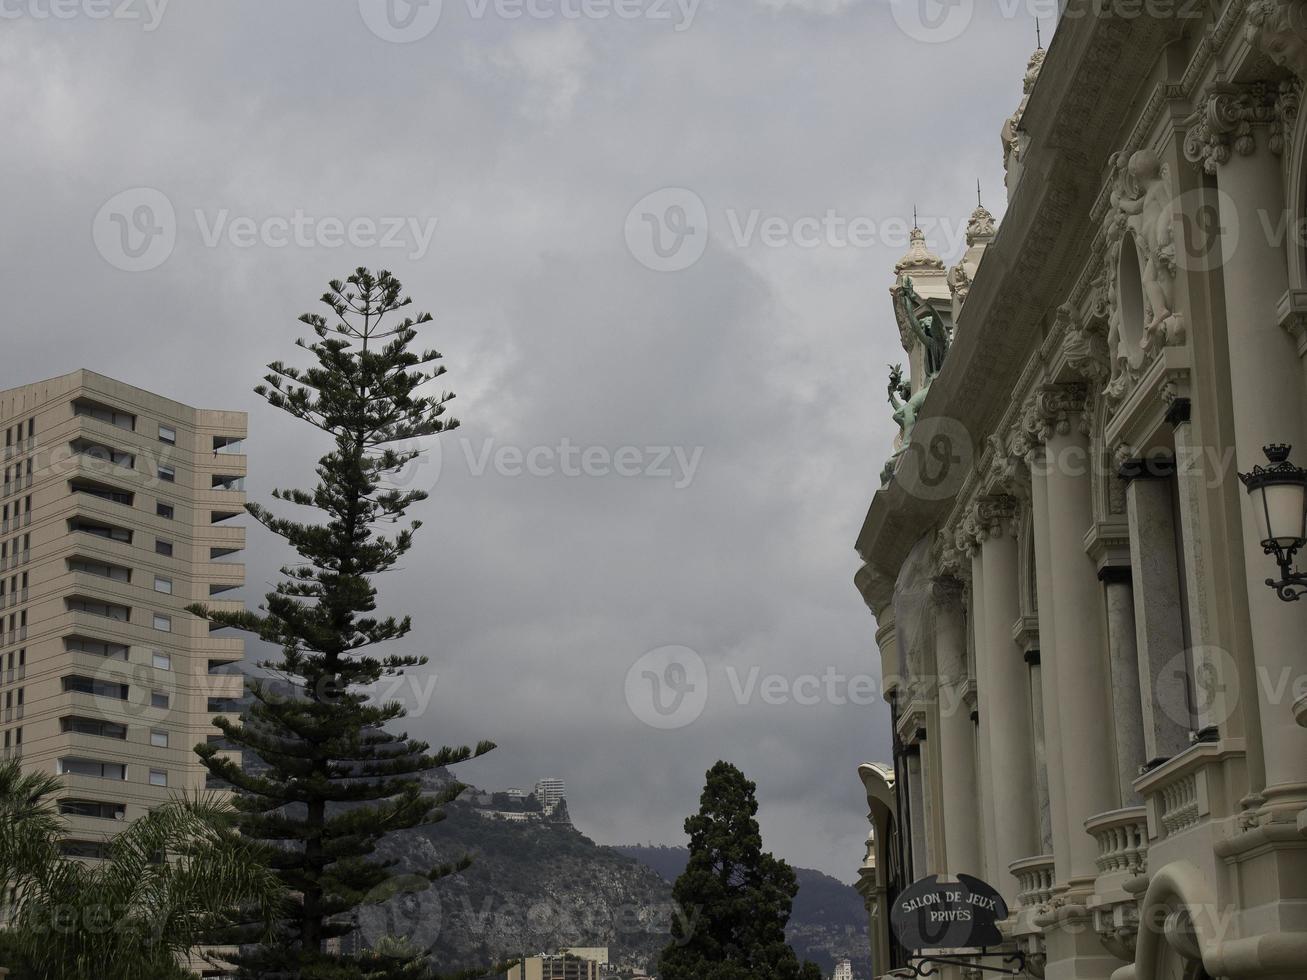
<box><xmin>894</xmin><ymin>225</ymin><xmax>945</xmax><ymax>274</ymax></box>
<box><xmin>967</xmin><ymin>185</ymin><xmax>996</xmax><ymax>246</ymax></box>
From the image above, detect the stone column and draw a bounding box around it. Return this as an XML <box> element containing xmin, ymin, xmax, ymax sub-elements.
<box><xmin>1025</xmin><ymin>652</ymin><xmax>1054</xmax><ymax>853</ymax></box>
<box><xmin>1029</xmin><ymin>385</ymin><xmax>1118</xmax><ymax>887</ymax></box>
<box><xmin>968</xmin><ymin>550</ymin><xmax>1000</xmax><ymax>886</ymax></box>
<box><xmin>1200</xmin><ymin>93</ymin><xmax>1307</xmax><ymax>813</ymax></box>
<box><xmin>973</xmin><ymin>495</ymin><xmax>1038</xmax><ymax>905</ymax></box>
<box><xmin>904</xmin><ymin>747</ymin><xmax>928</xmax><ymax>881</ymax></box>
<box><xmin>1028</xmin><ymin>455</ymin><xmax>1073</xmax><ymax>884</ymax></box>
<box><xmin>1122</xmin><ymin>468</ymin><xmax>1192</xmax><ymax>762</ymax></box>
<box><xmin>933</xmin><ymin>578</ymin><xmax>982</xmax><ymax>876</ymax></box>
<box><xmin>1099</xmin><ymin>566</ymin><xmax>1147</xmax><ymax>804</ymax></box>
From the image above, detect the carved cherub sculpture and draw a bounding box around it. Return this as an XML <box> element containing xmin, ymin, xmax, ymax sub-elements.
<box><xmin>1115</xmin><ymin>149</ymin><xmax>1176</xmax><ymax>339</ymax></box>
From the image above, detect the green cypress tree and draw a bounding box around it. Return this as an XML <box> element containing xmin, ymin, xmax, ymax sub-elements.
<box><xmin>658</xmin><ymin>762</ymin><xmax>822</xmax><ymax>980</ymax></box>
<box><xmin>189</xmin><ymin>268</ymin><xmax>494</xmax><ymax>978</ymax></box>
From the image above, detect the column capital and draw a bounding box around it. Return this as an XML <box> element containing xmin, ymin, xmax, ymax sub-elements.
<box><xmin>1021</xmin><ymin>382</ymin><xmax>1090</xmax><ymax>447</ymax></box>
<box><xmin>973</xmin><ymin>494</ymin><xmax>1020</xmax><ymax>541</ymax></box>
<box><xmin>1183</xmin><ymin>79</ymin><xmax>1300</xmax><ymax>174</ymax></box>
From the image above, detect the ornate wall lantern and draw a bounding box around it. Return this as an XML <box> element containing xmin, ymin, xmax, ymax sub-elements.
<box><xmin>1239</xmin><ymin>445</ymin><xmax>1307</xmax><ymax>602</ymax></box>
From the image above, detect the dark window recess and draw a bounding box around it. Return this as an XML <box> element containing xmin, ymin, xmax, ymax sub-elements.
<box><xmin>72</xmin><ymin>399</ymin><xmax>135</xmax><ymax>431</ymax></box>
<box><xmin>68</xmin><ymin>518</ymin><xmax>132</xmax><ymax>544</ymax></box>
<box><xmin>60</xmin><ymin>716</ymin><xmax>127</xmax><ymax>739</ymax></box>
<box><xmin>61</xmin><ymin>676</ymin><xmax>128</xmax><ymax>700</ymax></box>
<box><xmin>59</xmin><ymin>799</ymin><xmax>126</xmax><ymax>820</ymax></box>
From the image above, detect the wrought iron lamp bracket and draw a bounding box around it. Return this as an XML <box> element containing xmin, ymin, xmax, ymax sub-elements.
<box><xmin>893</xmin><ymin>948</ymin><xmax>1027</xmax><ymax>978</ymax></box>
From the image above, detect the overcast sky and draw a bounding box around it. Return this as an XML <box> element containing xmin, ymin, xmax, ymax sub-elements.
<box><xmin>4</xmin><ymin>0</ymin><xmax>1044</xmax><ymax>881</ymax></box>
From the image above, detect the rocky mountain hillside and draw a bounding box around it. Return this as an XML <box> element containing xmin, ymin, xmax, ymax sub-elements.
<box><xmin>355</xmin><ymin>776</ymin><xmax>869</xmax><ymax>978</ymax></box>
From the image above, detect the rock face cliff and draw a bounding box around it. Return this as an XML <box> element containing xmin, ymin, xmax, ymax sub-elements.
<box><xmin>356</xmin><ymin>779</ymin><xmax>869</xmax><ymax>978</ymax></box>
<box><xmin>357</xmin><ymin>789</ymin><xmax>678</xmax><ymax>975</ymax></box>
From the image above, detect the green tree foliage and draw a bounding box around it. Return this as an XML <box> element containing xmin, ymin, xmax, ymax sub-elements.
<box><xmin>0</xmin><ymin>759</ymin><xmax>281</xmax><ymax>980</ymax></box>
<box><xmin>658</xmin><ymin>762</ymin><xmax>823</xmax><ymax>980</ymax></box>
<box><xmin>188</xmin><ymin>269</ymin><xmax>494</xmax><ymax>977</ymax></box>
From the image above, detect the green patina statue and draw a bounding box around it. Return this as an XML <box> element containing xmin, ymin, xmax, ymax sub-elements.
<box><xmin>895</xmin><ymin>274</ymin><xmax>951</xmax><ymax>378</ymax></box>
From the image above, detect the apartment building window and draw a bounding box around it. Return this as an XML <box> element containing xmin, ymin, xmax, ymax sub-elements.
<box><xmin>57</xmin><ymin>758</ymin><xmax>127</xmax><ymax>780</ymax></box>
<box><xmin>150</xmin><ymin>730</ymin><xmax>169</xmax><ymax>748</ymax></box>
<box><xmin>62</xmin><ymin>676</ymin><xmax>128</xmax><ymax>700</ymax></box>
<box><xmin>211</xmin><ymin>474</ymin><xmax>244</xmax><ymax>491</ymax></box>
<box><xmin>158</xmin><ymin>464</ymin><xmax>175</xmax><ymax>483</ymax></box>
<box><xmin>148</xmin><ymin>769</ymin><xmax>167</xmax><ymax>787</ymax></box>
<box><xmin>60</xmin><ymin>799</ymin><xmax>125</xmax><ymax>820</ymax></box>
<box><xmin>158</xmin><ymin>425</ymin><xmax>176</xmax><ymax>445</ymax></box>
<box><xmin>66</xmin><ymin>596</ymin><xmax>130</xmax><ymax>621</ymax></box>
<box><xmin>155</xmin><ymin>539</ymin><xmax>173</xmax><ymax>557</ymax></box>
<box><xmin>65</xmin><ymin>636</ymin><xmax>128</xmax><ymax>660</ymax></box>
<box><xmin>213</xmin><ymin>435</ymin><xmax>242</xmax><ymax>454</ymax></box>
<box><xmin>151</xmin><ymin>651</ymin><xmax>171</xmax><ymax>671</ymax></box>
<box><xmin>72</xmin><ymin>399</ymin><xmax>135</xmax><ymax>431</ymax></box>
<box><xmin>150</xmin><ymin>690</ymin><xmax>169</xmax><ymax>709</ymax></box>
<box><xmin>70</xmin><ymin>518</ymin><xmax>132</xmax><ymax>544</ymax></box>
<box><xmin>156</xmin><ymin>501</ymin><xmax>174</xmax><ymax>519</ymax></box>
<box><xmin>70</xmin><ymin>479</ymin><xmax>133</xmax><ymax>506</ymax></box>
<box><xmin>67</xmin><ymin>557</ymin><xmax>131</xmax><ymax>583</ymax></box>
<box><xmin>60</xmin><ymin>840</ymin><xmax>112</xmax><ymax>859</ymax></box>
<box><xmin>153</xmin><ymin>577</ymin><xmax>172</xmax><ymax>595</ymax></box>
<box><xmin>70</xmin><ymin>438</ymin><xmax>134</xmax><ymax>468</ymax></box>
<box><xmin>60</xmin><ymin>716</ymin><xmax>127</xmax><ymax>739</ymax></box>
<box><xmin>152</xmin><ymin>613</ymin><xmax>171</xmax><ymax>632</ymax></box>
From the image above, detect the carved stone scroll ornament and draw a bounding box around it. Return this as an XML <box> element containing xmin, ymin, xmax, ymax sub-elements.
<box><xmin>1247</xmin><ymin>0</ymin><xmax>1307</xmax><ymax>80</ymax></box>
<box><xmin>1021</xmin><ymin>383</ymin><xmax>1091</xmax><ymax>449</ymax></box>
<box><xmin>973</xmin><ymin>494</ymin><xmax>1019</xmax><ymax>542</ymax></box>
<box><xmin>1183</xmin><ymin>82</ymin><xmax>1293</xmax><ymax>174</ymax></box>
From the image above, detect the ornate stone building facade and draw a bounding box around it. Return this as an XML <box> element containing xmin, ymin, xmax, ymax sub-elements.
<box><xmin>854</xmin><ymin>5</ymin><xmax>1307</xmax><ymax>979</ymax></box>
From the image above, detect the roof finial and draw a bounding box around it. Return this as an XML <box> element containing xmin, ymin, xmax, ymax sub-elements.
<box><xmin>913</xmin><ymin>205</ymin><xmax>919</xmax><ymax>230</ymax></box>
<box><xmin>1036</xmin><ymin>18</ymin><xmax>1043</xmax><ymax>50</ymax></box>
<box><xmin>977</xmin><ymin>180</ymin><xmax>982</xmax><ymax>207</ymax></box>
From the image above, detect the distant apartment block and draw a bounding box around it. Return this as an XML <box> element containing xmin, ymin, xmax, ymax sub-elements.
<box><xmin>534</xmin><ymin>775</ymin><xmax>564</xmax><ymax>814</ymax></box>
<box><xmin>833</xmin><ymin>957</ymin><xmax>852</xmax><ymax>980</ymax></box>
<box><xmin>0</xmin><ymin>370</ymin><xmax>246</xmax><ymax>855</ymax></box>
<box><xmin>507</xmin><ymin>948</ymin><xmax>607</xmax><ymax>980</ymax></box>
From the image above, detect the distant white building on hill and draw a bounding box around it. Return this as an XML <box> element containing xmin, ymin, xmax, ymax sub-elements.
<box><xmin>832</xmin><ymin>958</ymin><xmax>852</xmax><ymax>980</ymax></box>
<box><xmin>534</xmin><ymin>776</ymin><xmax>565</xmax><ymax>815</ymax></box>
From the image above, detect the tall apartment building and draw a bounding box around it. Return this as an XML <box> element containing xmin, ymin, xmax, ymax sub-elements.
<box><xmin>534</xmin><ymin>776</ymin><xmax>564</xmax><ymax>814</ymax></box>
<box><xmin>0</xmin><ymin>370</ymin><xmax>246</xmax><ymax>855</ymax></box>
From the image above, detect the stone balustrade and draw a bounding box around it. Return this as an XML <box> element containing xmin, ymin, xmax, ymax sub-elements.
<box><xmin>1009</xmin><ymin>854</ymin><xmax>1056</xmax><ymax>911</ymax></box>
<box><xmin>1158</xmin><ymin>772</ymin><xmax>1201</xmax><ymax>837</ymax></box>
<box><xmin>1085</xmin><ymin>806</ymin><xmax>1149</xmax><ymax>877</ymax></box>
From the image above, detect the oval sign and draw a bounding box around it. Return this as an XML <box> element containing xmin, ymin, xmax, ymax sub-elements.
<box><xmin>889</xmin><ymin>874</ymin><xmax>1008</xmax><ymax>951</ymax></box>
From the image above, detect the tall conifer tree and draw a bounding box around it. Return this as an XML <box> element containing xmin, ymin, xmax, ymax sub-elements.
<box><xmin>658</xmin><ymin>762</ymin><xmax>821</xmax><ymax>980</ymax></box>
<box><xmin>191</xmin><ymin>269</ymin><xmax>493</xmax><ymax>978</ymax></box>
